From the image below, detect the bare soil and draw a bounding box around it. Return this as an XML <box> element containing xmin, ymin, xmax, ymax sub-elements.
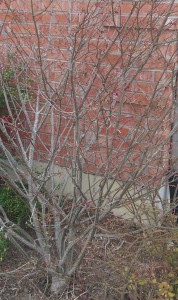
<box><xmin>0</xmin><ymin>244</ymin><xmax>48</xmax><ymax>300</ymax></box>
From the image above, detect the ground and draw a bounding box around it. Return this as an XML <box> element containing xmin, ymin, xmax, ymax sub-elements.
<box><xmin>0</xmin><ymin>216</ymin><xmax>133</xmax><ymax>299</ymax></box>
<box><xmin>0</xmin><ymin>214</ymin><xmax>178</xmax><ymax>300</ymax></box>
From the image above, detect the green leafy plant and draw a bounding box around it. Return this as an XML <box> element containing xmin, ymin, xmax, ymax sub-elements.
<box><xmin>0</xmin><ymin>66</ymin><xmax>33</xmax><ymax>108</ymax></box>
<box><xmin>0</xmin><ymin>89</ymin><xmax>6</xmax><ymax>107</ymax></box>
<box><xmin>0</xmin><ymin>232</ymin><xmax>9</xmax><ymax>262</ymax></box>
<box><xmin>0</xmin><ymin>185</ymin><xmax>30</xmax><ymax>262</ymax></box>
<box><xmin>125</xmin><ymin>228</ymin><xmax>178</xmax><ymax>300</ymax></box>
<box><xmin>0</xmin><ymin>186</ymin><xmax>30</xmax><ymax>225</ymax></box>
<box><xmin>0</xmin><ymin>67</ymin><xmax>14</xmax><ymax>107</ymax></box>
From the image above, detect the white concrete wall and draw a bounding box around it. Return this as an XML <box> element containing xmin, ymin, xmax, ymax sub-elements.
<box><xmin>32</xmin><ymin>161</ymin><xmax>170</xmax><ymax>225</ymax></box>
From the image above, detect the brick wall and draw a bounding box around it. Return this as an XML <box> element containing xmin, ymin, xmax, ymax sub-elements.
<box><xmin>0</xmin><ymin>0</ymin><xmax>177</xmax><ymax>184</ymax></box>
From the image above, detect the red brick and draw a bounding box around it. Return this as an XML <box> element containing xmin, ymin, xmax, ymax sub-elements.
<box><xmin>53</xmin><ymin>38</ymin><xmax>69</xmax><ymax>49</ymax></box>
<box><xmin>35</xmin><ymin>142</ymin><xmax>51</xmax><ymax>152</ymax></box>
<box><xmin>138</xmin><ymin>2</ymin><xmax>169</xmax><ymax>15</ymax></box>
<box><xmin>99</xmin><ymin>126</ymin><xmax>116</xmax><ymax>136</ymax></box>
<box><xmin>36</xmin><ymin>134</ymin><xmax>51</xmax><ymax>145</ymax></box>
<box><xmin>40</xmin><ymin>24</ymin><xmax>69</xmax><ymax>36</ymax></box>
<box><xmin>0</xmin><ymin>0</ymin><xmax>9</xmax><ymax>10</ymax></box>
<box><xmin>1</xmin><ymin>0</ymin><xmax>20</xmax><ymax>10</ymax></box>
<box><xmin>54</xmin><ymin>13</ymin><xmax>79</xmax><ymax>25</ymax></box>
<box><xmin>53</xmin><ymin>13</ymin><xmax>68</xmax><ymax>24</ymax></box>
<box><xmin>103</xmin><ymin>14</ymin><xmax>120</xmax><ymax>27</ymax></box>
<box><xmin>119</xmin><ymin>115</ymin><xmax>136</xmax><ymax>127</ymax></box>
<box><xmin>129</xmin><ymin>69</ymin><xmax>153</xmax><ymax>82</ymax></box>
<box><xmin>130</xmin><ymin>94</ymin><xmax>150</xmax><ymax>107</ymax></box>
<box><xmin>39</xmin><ymin>123</ymin><xmax>51</xmax><ymax>133</ymax></box>
<box><xmin>53</xmin><ymin>1</ymin><xmax>69</xmax><ymax>12</ymax></box>
<box><xmin>133</xmin><ymin>82</ymin><xmax>154</xmax><ymax>94</ymax></box>
<box><xmin>72</xmin><ymin>1</ymin><xmax>95</xmax><ymax>12</ymax></box>
<box><xmin>88</xmin><ymin>40</ymin><xmax>107</xmax><ymax>52</ymax></box>
<box><xmin>116</xmin><ymin>127</ymin><xmax>129</xmax><ymax>137</ymax></box>
<box><xmin>121</xmin><ymin>16</ymin><xmax>146</xmax><ymax>28</ymax></box>
<box><xmin>104</xmin><ymin>54</ymin><xmax>121</xmax><ymax>66</ymax></box>
<box><xmin>46</xmin><ymin>48</ymin><xmax>68</xmax><ymax>61</ymax></box>
<box><xmin>32</xmin><ymin>13</ymin><xmax>51</xmax><ymax>24</ymax></box>
<box><xmin>36</xmin><ymin>0</ymin><xmax>54</xmax><ymax>11</ymax></box>
<box><xmin>120</xmin><ymin>2</ymin><xmax>136</xmax><ymax>15</ymax></box>
<box><xmin>9</xmin><ymin>23</ymin><xmax>35</xmax><ymax>35</ymax></box>
<box><xmin>0</xmin><ymin>0</ymin><xmax>174</xmax><ymax>180</ymax></box>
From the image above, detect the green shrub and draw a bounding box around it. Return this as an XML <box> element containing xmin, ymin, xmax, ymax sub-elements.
<box><xmin>0</xmin><ymin>232</ymin><xmax>9</xmax><ymax>262</ymax></box>
<box><xmin>0</xmin><ymin>66</ymin><xmax>33</xmax><ymax>108</ymax></box>
<box><xmin>0</xmin><ymin>186</ymin><xmax>30</xmax><ymax>225</ymax></box>
<box><xmin>0</xmin><ymin>89</ymin><xmax>5</xmax><ymax>107</ymax></box>
<box><xmin>122</xmin><ymin>229</ymin><xmax>178</xmax><ymax>300</ymax></box>
<box><xmin>0</xmin><ymin>67</ymin><xmax>14</xmax><ymax>107</ymax></box>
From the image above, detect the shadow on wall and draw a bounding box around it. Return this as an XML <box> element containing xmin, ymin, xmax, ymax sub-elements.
<box><xmin>169</xmin><ymin>172</ymin><xmax>178</xmax><ymax>215</ymax></box>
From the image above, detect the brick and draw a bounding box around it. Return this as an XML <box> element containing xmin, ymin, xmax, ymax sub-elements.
<box><xmin>1</xmin><ymin>0</ymin><xmax>20</xmax><ymax>10</ymax></box>
<box><xmin>35</xmin><ymin>0</ymin><xmax>54</xmax><ymax>11</ymax></box>
<box><xmin>127</xmin><ymin>102</ymin><xmax>149</xmax><ymax>114</ymax></box>
<box><xmin>53</xmin><ymin>38</ymin><xmax>69</xmax><ymax>49</ymax></box>
<box><xmin>129</xmin><ymin>69</ymin><xmax>153</xmax><ymax>82</ymax></box>
<box><xmin>88</xmin><ymin>40</ymin><xmax>108</xmax><ymax>52</ymax></box>
<box><xmin>121</xmin><ymin>16</ymin><xmax>147</xmax><ymax>29</ymax></box>
<box><xmin>61</xmin><ymin>127</ymin><xmax>74</xmax><ymax>139</ymax></box>
<box><xmin>39</xmin><ymin>24</ymin><xmax>69</xmax><ymax>36</ymax></box>
<box><xmin>36</xmin><ymin>134</ymin><xmax>51</xmax><ymax>144</ymax></box>
<box><xmin>159</xmin><ymin>43</ymin><xmax>177</xmax><ymax>60</ymax></box>
<box><xmin>9</xmin><ymin>22</ymin><xmax>36</xmax><ymax>35</ymax></box>
<box><xmin>53</xmin><ymin>13</ymin><xmax>68</xmax><ymax>24</ymax></box>
<box><xmin>104</xmin><ymin>53</ymin><xmax>121</xmax><ymax>66</ymax></box>
<box><xmin>46</xmin><ymin>48</ymin><xmax>68</xmax><ymax>61</ymax></box>
<box><xmin>54</xmin><ymin>13</ymin><xmax>79</xmax><ymax>25</ymax></box>
<box><xmin>39</xmin><ymin>123</ymin><xmax>51</xmax><ymax>133</ymax></box>
<box><xmin>35</xmin><ymin>142</ymin><xmax>51</xmax><ymax>152</ymax></box>
<box><xmin>138</xmin><ymin>2</ymin><xmax>169</xmax><ymax>16</ymax></box>
<box><xmin>0</xmin><ymin>0</ymin><xmax>175</xmax><ymax>181</ymax></box>
<box><xmin>72</xmin><ymin>1</ymin><xmax>94</xmax><ymax>12</ymax></box>
<box><xmin>0</xmin><ymin>11</ymin><xmax>20</xmax><ymax>22</ymax></box>
<box><xmin>0</xmin><ymin>0</ymin><xmax>9</xmax><ymax>10</ymax></box>
<box><xmin>103</xmin><ymin>14</ymin><xmax>120</xmax><ymax>27</ymax></box>
<box><xmin>116</xmin><ymin>127</ymin><xmax>129</xmax><ymax>137</ymax></box>
<box><xmin>53</xmin><ymin>1</ymin><xmax>69</xmax><ymax>12</ymax></box>
<box><xmin>133</xmin><ymin>82</ymin><xmax>154</xmax><ymax>94</ymax></box>
<box><xmin>119</xmin><ymin>115</ymin><xmax>136</xmax><ymax>127</ymax></box>
<box><xmin>154</xmin><ymin>70</ymin><xmax>173</xmax><ymax>82</ymax></box>
<box><xmin>99</xmin><ymin>126</ymin><xmax>116</xmax><ymax>136</ymax></box>
<box><xmin>120</xmin><ymin>2</ymin><xmax>136</xmax><ymax>15</ymax></box>
<box><xmin>31</xmin><ymin>13</ymin><xmax>51</xmax><ymax>24</ymax></box>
